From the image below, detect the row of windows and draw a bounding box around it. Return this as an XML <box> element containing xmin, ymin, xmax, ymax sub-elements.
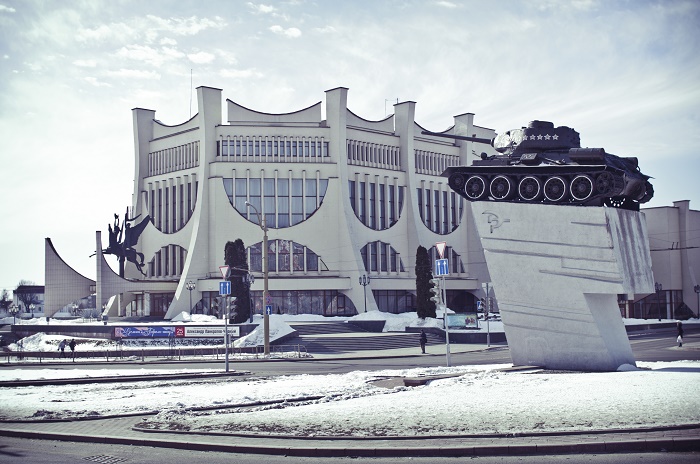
<box><xmin>417</xmin><ymin>187</ymin><xmax>464</xmax><ymax>235</ymax></box>
<box><xmin>148</xmin><ymin>141</ymin><xmax>199</xmax><ymax>176</ymax></box>
<box><xmin>347</xmin><ymin>139</ymin><xmax>401</xmax><ymax>170</ymax></box>
<box><xmin>349</xmin><ymin>181</ymin><xmax>405</xmax><ymax>230</ymax></box>
<box><xmin>149</xmin><ymin>180</ymin><xmax>198</xmax><ymax>234</ymax></box>
<box><xmin>360</xmin><ymin>241</ymin><xmax>405</xmax><ymax>274</ymax></box>
<box><xmin>248</xmin><ymin>240</ymin><xmax>323</xmax><ymax>273</ymax></box>
<box><xmin>414</xmin><ymin>149</ymin><xmax>460</xmax><ymax>176</ymax></box>
<box><xmin>147</xmin><ymin>245</ymin><xmax>187</xmax><ymax>278</ymax></box>
<box><xmin>225</xmin><ymin>177</ymin><xmax>329</xmax><ymax>229</ymax></box>
<box><xmin>218</xmin><ymin>137</ymin><xmax>329</xmax><ymax>159</ymax></box>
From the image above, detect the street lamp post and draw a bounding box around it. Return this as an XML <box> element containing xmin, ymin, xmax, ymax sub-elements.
<box><xmin>245</xmin><ymin>201</ymin><xmax>270</xmax><ymax>356</ymax></box>
<box><xmin>359</xmin><ymin>275</ymin><xmax>371</xmax><ymax>313</ymax></box>
<box><xmin>694</xmin><ymin>285</ymin><xmax>700</xmax><ymax>319</ymax></box>
<box><xmin>186</xmin><ymin>280</ymin><xmax>196</xmax><ymax>313</ymax></box>
<box><xmin>9</xmin><ymin>303</ymin><xmax>19</xmax><ymax>325</ymax></box>
<box><xmin>655</xmin><ymin>282</ymin><xmax>663</xmax><ymax>321</ymax></box>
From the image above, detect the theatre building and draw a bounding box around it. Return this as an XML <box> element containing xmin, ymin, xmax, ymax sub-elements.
<box><xmin>45</xmin><ymin>86</ymin><xmax>494</xmax><ymax>320</ymax></box>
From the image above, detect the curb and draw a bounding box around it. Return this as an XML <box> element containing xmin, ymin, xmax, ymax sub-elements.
<box><xmin>0</xmin><ymin>427</ymin><xmax>697</xmax><ymax>457</ymax></box>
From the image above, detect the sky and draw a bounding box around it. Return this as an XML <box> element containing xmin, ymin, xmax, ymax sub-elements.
<box><xmin>1</xmin><ymin>0</ymin><xmax>699</xmax><ymax>292</ymax></box>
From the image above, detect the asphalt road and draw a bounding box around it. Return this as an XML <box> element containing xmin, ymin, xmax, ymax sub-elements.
<box><xmin>7</xmin><ymin>327</ymin><xmax>697</xmax><ymax>377</ymax></box>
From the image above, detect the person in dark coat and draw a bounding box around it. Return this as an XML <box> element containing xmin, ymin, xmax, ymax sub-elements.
<box><xmin>419</xmin><ymin>330</ymin><xmax>427</xmax><ymax>354</ymax></box>
<box><xmin>58</xmin><ymin>339</ymin><xmax>66</xmax><ymax>358</ymax></box>
<box><xmin>68</xmin><ymin>339</ymin><xmax>76</xmax><ymax>361</ymax></box>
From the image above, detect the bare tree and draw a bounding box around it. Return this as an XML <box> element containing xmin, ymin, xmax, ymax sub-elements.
<box><xmin>14</xmin><ymin>280</ymin><xmax>41</xmax><ymax>313</ymax></box>
<box><xmin>0</xmin><ymin>289</ymin><xmax>11</xmax><ymax>312</ymax></box>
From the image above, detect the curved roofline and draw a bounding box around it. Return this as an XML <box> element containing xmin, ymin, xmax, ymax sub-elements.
<box><xmin>46</xmin><ymin>237</ymin><xmax>94</xmax><ymax>283</ymax></box>
<box><xmin>347</xmin><ymin>108</ymin><xmax>393</xmax><ymax>124</ymax></box>
<box><xmin>416</xmin><ymin>122</ymin><xmax>456</xmax><ymax>134</ymax></box>
<box><xmin>153</xmin><ymin>113</ymin><xmax>198</xmax><ymax>128</ymax></box>
<box><xmin>226</xmin><ymin>99</ymin><xmax>322</xmax><ymax>117</ymax></box>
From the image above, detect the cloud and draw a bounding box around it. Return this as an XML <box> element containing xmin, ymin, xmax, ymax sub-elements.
<box><xmin>0</xmin><ymin>4</ymin><xmax>16</xmax><ymax>13</ymax></box>
<box><xmin>188</xmin><ymin>51</ymin><xmax>215</xmax><ymax>64</ymax></box>
<box><xmin>73</xmin><ymin>59</ymin><xmax>97</xmax><ymax>68</ymax></box>
<box><xmin>83</xmin><ymin>76</ymin><xmax>111</xmax><ymax>87</ymax></box>
<box><xmin>435</xmin><ymin>1</ymin><xmax>459</xmax><ymax>8</ymax></box>
<box><xmin>107</xmin><ymin>68</ymin><xmax>161</xmax><ymax>79</ymax></box>
<box><xmin>269</xmin><ymin>25</ymin><xmax>301</xmax><ymax>38</ymax></box>
<box><xmin>116</xmin><ymin>45</ymin><xmax>180</xmax><ymax>67</ymax></box>
<box><xmin>247</xmin><ymin>3</ymin><xmax>277</xmax><ymax>14</ymax></box>
<box><xmin>145</xmin><ymin>14</ymin><xmax>226</xmax><ymax>36</ymax></box>
<box><xmin>220</xmin><ymin>68</ymin><xmax>263</xmax><ymax>79</ymax></box>
<box><xmin>313</xmin><ymin>25</ymin><xmax>336</xmax><ymax>34</ymax></box>
<box><xmin>160</xmin><ymin>37</ymin><xmax>178</xmax><ymax>46</ymax></box>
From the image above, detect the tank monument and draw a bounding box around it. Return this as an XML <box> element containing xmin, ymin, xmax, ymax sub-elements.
<box><xmin>429</xmin><ymin>121</ymin><xmax>655</xmax><ymax>371</ymax></box>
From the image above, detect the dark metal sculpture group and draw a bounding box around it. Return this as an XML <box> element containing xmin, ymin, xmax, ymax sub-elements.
<box><xmin>102</xmin><ymin>209</ymin><xmax>150</xmax><ymax>277</ymax></box>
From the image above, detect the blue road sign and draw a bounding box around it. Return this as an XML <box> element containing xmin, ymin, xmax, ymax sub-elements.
<box><xmin>435</xmin><ymin>258</ymin><xmax>449</xmax><ymax>276</ymax></box>
<box><xmin>219</xmin><ymin>281</ymin><xmax>231</xmax><ymax>295</ymax></box>
<box><xmin>265</xmin><ymin>305</ymin><xmax>273</xmax><ymax>315</ymax></box>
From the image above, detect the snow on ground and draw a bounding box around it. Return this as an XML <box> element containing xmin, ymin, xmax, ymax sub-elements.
<box><xmin>0</xmin><ymin>361</ymin><xmax>698</xmax><ymax>436</ymax></box>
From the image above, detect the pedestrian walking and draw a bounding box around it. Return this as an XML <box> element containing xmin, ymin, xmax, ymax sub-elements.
<box><xmin>58</xmin><ymin>339</ymin><xmax>66</xmax><ymax>358</ymax></box>
<box><xmin>419</xmin><ymin>329</ymin><xmax>427</xmax><ymax>354</ymax></box>
<box><xmin>677</xmin><ymin>321</ymin><xmax>684</xmax><ymax>338</ymax></box>
<box><xmin>68</xmin><ymin>339</ymin><xmax>76</xmax><ymax>361</ymax></box>
<box><xmin>677</xmin><ymin>334</ymin><xmax>683</xmax><ymax>347</ymax></box>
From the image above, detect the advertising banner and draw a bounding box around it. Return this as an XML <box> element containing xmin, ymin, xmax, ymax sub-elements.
<box><xmin>114</xmin><ymin>326</ymin><xmax>240</xmax><ymax>339</ymax></box>
<box><xmin>181</xmin><ymin>326</ymin><xmax>240</xmax><ymax>338</ymax></box>
<box><xmin>445</xmin><ymin>314</ymin><xmax>479</xmax><ymax>329</ymax></box>
<box><xmin>113</xmin><ymin>326</ymin><xmax>175</xmax><ymax>338</ymax></box>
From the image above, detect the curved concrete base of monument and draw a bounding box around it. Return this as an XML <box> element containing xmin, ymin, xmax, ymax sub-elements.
<box><xmin>470</xmin><ymin>202</ymin><xmax>654</xmax><ymax>372</ymax></box>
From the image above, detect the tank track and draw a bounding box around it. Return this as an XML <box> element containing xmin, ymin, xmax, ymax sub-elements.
<box><xmin>448</xmin><ymin>165</ymin><xmax>647</xmax><ymax>210</ymax></box>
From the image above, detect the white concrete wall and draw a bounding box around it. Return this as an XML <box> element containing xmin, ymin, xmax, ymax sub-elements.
<box><xmin>471</xmin><ymin>202</ymin><xmax>653</xmax><ymax>371</ymax></box>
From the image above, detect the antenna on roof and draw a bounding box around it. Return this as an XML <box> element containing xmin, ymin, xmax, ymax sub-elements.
<box><xmin>385</xmin><ymin>98</ymin><xmax>399</xmax><ymax>116</ymax></box>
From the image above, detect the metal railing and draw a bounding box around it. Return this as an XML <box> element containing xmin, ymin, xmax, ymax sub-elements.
<box><xmin>1</xmin><ymin>344</ymin><xmax>309</xmax><ymax>364</ymax></box>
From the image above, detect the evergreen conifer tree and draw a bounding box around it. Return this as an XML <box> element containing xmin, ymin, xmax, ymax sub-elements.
<box><xmin>224</xmin><ymin>239</ymin><xmax>252</xmax><ymax>324</ymax></box>
<box><xmin>415</xmin><ymin>245</ymin><xmax>436</xmax><ymax>319</ymax></box>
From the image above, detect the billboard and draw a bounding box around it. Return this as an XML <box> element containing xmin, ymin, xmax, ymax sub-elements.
<box><xmin>114</xmin><ymin>325</ymin><xmax>240</xmax><ymax>338</ymax></box>
<box><xmin>445</xmin><ymin>313</ymin><xmax>479</xmax><ymax>329</ymax></box>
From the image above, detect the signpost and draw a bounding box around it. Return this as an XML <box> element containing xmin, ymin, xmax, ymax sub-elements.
<box><xmin>219</xmin><ymin>280</ymin><xmax>231</xmax><ymax>296</ymax></box>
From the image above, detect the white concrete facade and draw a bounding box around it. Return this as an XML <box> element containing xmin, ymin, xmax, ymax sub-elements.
<box><xmin>118</xmin><ymin>86</ymin><xmax>493</xmax><ymax>319</ymax></box>
<box><xmin>471</xmin><ymin>202</ymin><xmax>653</xmax><ymax>371</ymax></box>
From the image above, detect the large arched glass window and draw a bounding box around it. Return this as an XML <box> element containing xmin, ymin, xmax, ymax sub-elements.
<box><xmin>224</xmin><ymin>177</ymin><xmax>329</xmax><ymax>228</ymax></box>
<box><xmin>360</xmin><ymin>241</ymin><xmax>405</xmax><ymax>273</ymax></box>
<box><xmin>349</xmin><ymin>181</ymin><xmax>404</xmax><ymax>230</ymax></box>
<box><xmin>417</xmin><ymin>187</ymin><xmax>464</xmax><ymax>234</ymax></box>
<box><xmin>247</xmin><ymin>240</ymin><xmax>327</xmax><ymax>273</ymax></box>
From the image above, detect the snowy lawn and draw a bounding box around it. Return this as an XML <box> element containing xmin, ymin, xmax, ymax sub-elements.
<box><xmin>1</xmin><ymin>361</ymin><xmax>698</xmax><ymax>437</ymax></box>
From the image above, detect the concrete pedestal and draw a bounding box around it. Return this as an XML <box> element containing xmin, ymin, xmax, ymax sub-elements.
<box><xmin>471</xmin><ymin>202</ymin><xmax>654</xmax><ymax>371</ymax></box>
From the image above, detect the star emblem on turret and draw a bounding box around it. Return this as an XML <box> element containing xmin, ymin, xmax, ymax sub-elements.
<box><xmin>537</xmin><ymin>135</ymin><xmax>543</xmax><ymax>140</ymax></box>
<box><xmin>544</xmin><ymin>134</ymin><xmax>551</xmax><ymax>140</ymax></box>
<box><xmin>552</xmin><ymin>134</ymin><xmax>559</xmax><ymax>140</ymax></box>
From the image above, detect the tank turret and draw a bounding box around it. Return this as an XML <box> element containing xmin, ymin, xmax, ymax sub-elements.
<box><xmin>421</xmin><ymin>120</ymin><xmax>653</xmax><ymax>210</ymax></box>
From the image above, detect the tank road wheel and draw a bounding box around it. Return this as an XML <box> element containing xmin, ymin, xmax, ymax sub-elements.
<box><xmin>450</xmin><ymin>173</ymin><xmax>465</xmax><ymax>190</ymax></box>
<box><xmin>489</xmin><ymin>175</ymin><xmax>515</xmax><ymax>200</ymax></box>
<box><xmin>570</xmin><ymin>175</ymin><xmax>594</xmax><ymax>201</ymax></box>
<box><xmin>464</xmin><ymin>175</ymin><xmax>487</xmax><ymax>200</ymax></box>
<box><xmin>518</xmin><ymin>176</ymin><xmax>542</xmax><ymax>201</ymax></box>
<box><xmin>543</xmin><ymin>176</ymin><xmax>568</xmax><ymax>202</ymax></box>
<box><xmin>595</xmin><ymin>172</ymin><xmax>615</xmax><ymax>196</ymax></box>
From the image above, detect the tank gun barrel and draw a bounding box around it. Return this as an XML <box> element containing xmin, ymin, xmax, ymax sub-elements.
<box><xmin>421</xmin><ymin>130</ymin><xmax>493</xmax><ymax>145</ymax></box>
